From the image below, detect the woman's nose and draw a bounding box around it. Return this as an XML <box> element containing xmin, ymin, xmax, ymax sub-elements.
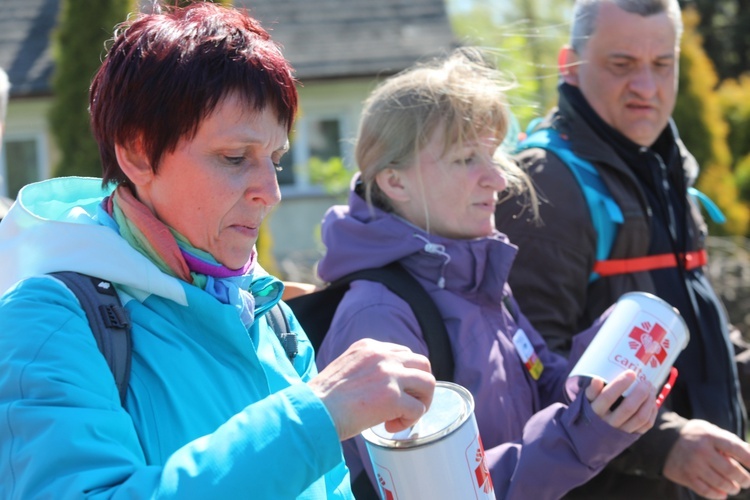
<box><xmin>245</xmin><ymin>159</ymin><xmax>282</xmax><ymax>208</ymax></box>
<box><xmin>485</xmin><ymin>158</ymin><xmax>508</xmax><ymax>192</ymax></box>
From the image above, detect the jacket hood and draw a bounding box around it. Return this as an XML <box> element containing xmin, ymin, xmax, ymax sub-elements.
<box><xmin>318</xmin><ymin>175</ymin><xmax>518</xmax><ymax>303</ymax></box>
<box><xmin>0</xmin><ymin>177</ymin><xmax>187</xmax><ymax>304</ymax></box>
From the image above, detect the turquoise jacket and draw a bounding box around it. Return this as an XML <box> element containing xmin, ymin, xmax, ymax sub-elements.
<box><xmin>0</xmin><ymin>177</ymin><xmax>350</xmax><ymax>499</ymax></box>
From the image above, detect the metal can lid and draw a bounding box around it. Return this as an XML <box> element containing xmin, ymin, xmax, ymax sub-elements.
<box><xmin>362</xmin><ymin>382</ymin><xmax>474</xmax><ymax>449</ymax></box>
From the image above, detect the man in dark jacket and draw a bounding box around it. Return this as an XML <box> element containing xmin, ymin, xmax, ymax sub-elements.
<box><xmin>496</xmin><ymin>0</ymin><xmax>750</xmax><ymax>498</ymax></box>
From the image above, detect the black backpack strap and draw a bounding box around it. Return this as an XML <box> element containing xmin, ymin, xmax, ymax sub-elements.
<box><xmin>287</xmin><ymin>262</ymin><xmax>454</xmax><ymax>382</ymax></box>
<box><xmin>51</xmin><ymin>272</ymin><xmax>132</xmax><ymax>406</ymax></box>
<box><xmin>352</xmin><ymin>468</ymin><xmax>380</xmax><ymax>500</ymax></box>
<box><xmin>265</xmin><ymin>302</ymin><xmax>298</xmax><ymax>361</ymax></box>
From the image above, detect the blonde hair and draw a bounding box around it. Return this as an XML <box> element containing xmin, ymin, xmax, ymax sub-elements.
<box><xmin>355</xmin><ymin>47</ymin><xmax>538</xmax><ymax>218</ymax></box>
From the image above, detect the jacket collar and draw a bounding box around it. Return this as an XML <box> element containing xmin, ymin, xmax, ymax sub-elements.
<box><xmin>318</xmin><ymin>179</ymin><xmax>518</xmax><ymax>306</ymax></box>
<box><xmin>543</xmin><ymin>83</ymin><xmax>699</xmax><ymax>186</ymax></box>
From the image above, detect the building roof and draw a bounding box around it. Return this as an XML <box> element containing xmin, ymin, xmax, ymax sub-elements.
<box><xmin>0</xmin><ymin>0</ymin><xmax>60</xmax><ymax>97</ymax></box>
<box><xmin>242</xmin><ymin>0</ymin><xmax>457</xmax><ymax>80</ymax></box>
<box><xmin>0</xmin><ymin>0</ymin><xmax>456</xmax><ymax>98</ymax></box>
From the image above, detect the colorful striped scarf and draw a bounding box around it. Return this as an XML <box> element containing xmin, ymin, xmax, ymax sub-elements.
<box><xmin>105</xmin><ymin>185</ymin><xmax>258</xmax><ymax>328</ymax></box>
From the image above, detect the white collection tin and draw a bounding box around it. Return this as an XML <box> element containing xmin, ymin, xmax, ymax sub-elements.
<box><xmin>569</xmin><ymin>291</ymin><xmax>689</xmax><ymax>392</ymax></box>
<box><xmin>362</xmin><ymin>381</ymin><xmax>494</xmax><ymax>500</ymax></box>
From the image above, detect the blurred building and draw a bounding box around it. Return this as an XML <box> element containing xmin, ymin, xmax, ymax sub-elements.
<box><xmin>0</xmin><ymin>0</ymin><xmax>456</xmax><ymax>268</ymax></box>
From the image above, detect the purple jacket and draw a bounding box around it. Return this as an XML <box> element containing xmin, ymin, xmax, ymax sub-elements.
<box><xmin>315</xmin><ymin>181</ymin><xmax>642</xmax><ymax>499</ymax></box>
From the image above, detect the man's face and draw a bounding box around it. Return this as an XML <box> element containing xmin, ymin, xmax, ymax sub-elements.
<box><xmin>563</xmin><ymin>2</ymin><xmax>679</xmax><ymax>147</ymax></box>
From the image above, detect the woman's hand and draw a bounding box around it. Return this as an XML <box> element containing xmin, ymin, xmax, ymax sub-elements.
<box><xmin>309</xmin><ymin>338</ymin><xmax>436</xmax><ymax>441</ymax></box>
<box><xmin>585</xmin><ymin>370</ymin><xmax>658</xmax><ymax>434</ymax></box>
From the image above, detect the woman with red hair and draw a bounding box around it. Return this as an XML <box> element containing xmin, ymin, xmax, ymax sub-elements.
<box><xmin>0</xmin><ymin>4</ymin><xmax>434</xmax><ymax>498</ymax></box>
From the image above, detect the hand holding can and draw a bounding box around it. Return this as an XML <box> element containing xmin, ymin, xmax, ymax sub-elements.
<box><xmin>586</xmin><ymin>369</ymin><xmax>659</xmax><ymax>434</ymax></box>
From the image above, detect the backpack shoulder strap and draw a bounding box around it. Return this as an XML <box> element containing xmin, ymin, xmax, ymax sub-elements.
<box><xmin>286</xmin><ymin>262</ymin><xmax>455</xmax><ymax>382</ymax></box>
<box><xmin>265</xmin><ymin>302</ymin><xmax>298</xmax><ymax>361</ymax></box>
<box><xmin>50</xmin><ymin>272</ymin><xmax>131</xmax><ymax>406</ymax></box>
<box><xmin>518</xmin><ymin>128</ymin><xmax>624</xmax><ymax>282</ymax></box>
<box><xmin>337</xmin><ymin>262</ymin><xmax>454</xmax><ymax>382</ymax></box>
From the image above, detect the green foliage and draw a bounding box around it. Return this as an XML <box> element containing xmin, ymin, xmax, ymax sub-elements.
<box><xmin>308</xmin><ymin>157</ymin><xmax>352</xmax><ymax>200</ymax></box>
<box><xmin>673</xmin><ymin>7</ymin><xmax>748</xmax><ymax>235</ymax></box>
<box><xmin>735</xmin><ymin>155</ymin><xmax>750</xmax><ymax>202</ymax></box>
<box><xmin>680</xmin><ymin>0</ymin><xmax>750</xmax><ymax>81</ymax></box>
<box><xmin>48</xmin><ymin>0</ymin><xmax>135</xmax><ymax>178</ymax></box>
<box><xmin>446</xmin><ymin>0</ymin><xmax>569</xmax><ymax>130</ymax></box>
<box><xmin>718</xmin><ymin>75</ymin><xmax>750</xmax><ymax>171</ymax></box>
<box><xmin>718</xmin><ymin>76</ymin><xmax>750</xmax><ymax>221</ymax></box>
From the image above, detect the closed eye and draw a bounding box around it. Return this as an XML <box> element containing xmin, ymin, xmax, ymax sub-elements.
<box><xmin>456</xmin><ymin>155</ymin><xmax>476</xmax><ymax>166</ymax></box>
<box><xmin>611</xmin><ymin>61</ymin><xmax>631</xmax><ymax>72</ymax></box>
<box><xmin>654</xmin><ymin>60</ymin><xmax>674</xmax><ymax>72</ymax></box>
<box><xmin>224</xmin><ymin>156</ymin><xmax>245</xmax><ymax>166</ymax></box>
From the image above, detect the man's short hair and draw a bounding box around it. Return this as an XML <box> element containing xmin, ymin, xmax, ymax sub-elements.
<box><xmin>0</xmin><ymin>67</ymin><xmax>10</xmax><ymax>124</ymax></box>
<box><xmin>570</xmin><ymin>0</ymin><xmax>683</xmax><ymax>53</ymax></box>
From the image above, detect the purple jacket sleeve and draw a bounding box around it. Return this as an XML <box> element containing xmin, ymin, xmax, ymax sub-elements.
<box><xmin>486</xmin><ymin>394</ymin><xmax>639</xmax><ymax>500</ymax></box>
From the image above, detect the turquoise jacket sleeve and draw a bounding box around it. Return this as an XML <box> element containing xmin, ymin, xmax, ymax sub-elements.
<box><xmin>0</xmin><ymin>277</ymin><xmax>350</xmax><ymax>499</ymax></box>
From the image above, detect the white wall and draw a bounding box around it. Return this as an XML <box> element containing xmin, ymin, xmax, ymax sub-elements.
<box><xmin>269</xmin><ymin>77</ymin><xmax>381</xmax><ymax>279</ymax></box>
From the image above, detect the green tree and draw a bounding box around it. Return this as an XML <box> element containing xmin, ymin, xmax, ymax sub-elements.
<box><xmin>48</xmin><ymin>0</ymin><xmax>135</xmax><ymax>178</ymax></box>
<box><xmin>718</xmin><ymin>75</ymin><xmax>750</xmax><ymax>217</ymax></box>
<box><xmin>718</xmin><ymin>75</ymin><xmax>750</xmax><ymax>165</ymax></box>
<box><xmin>309</xmin><ymin>157</ymin><xmax>351</xmax><ymax>200</ymax></box>
<box><xmin>673</xmin><ymin>7</ymin><xmax>749</xmax><ymax>235</ymax></box>
<box><xmin>446</xmin><ymin>0</ymin><xmax>571</xmax><ymax>129</ymax></box>
<box><xmin>679</xmin><ymin>0</ymin><xmax>750</xmax><ymax>81</ymax></box>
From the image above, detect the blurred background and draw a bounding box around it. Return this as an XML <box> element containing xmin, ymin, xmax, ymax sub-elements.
<box><xmin>1</xmin><ymin>0</ymin><xmax>749</xmax><ymax>330</ymax></box>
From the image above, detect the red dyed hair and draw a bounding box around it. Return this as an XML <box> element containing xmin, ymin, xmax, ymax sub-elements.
<box><xmin>90</xmin><ymin>2</ymin><xmax>298</xmax><ymax>185</ymax></box>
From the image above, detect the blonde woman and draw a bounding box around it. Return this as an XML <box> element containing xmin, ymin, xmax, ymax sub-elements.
<box><xmin>315</xmin><ymin>48</ymin><xmax>658</xmax><ymax>499</ymax></box>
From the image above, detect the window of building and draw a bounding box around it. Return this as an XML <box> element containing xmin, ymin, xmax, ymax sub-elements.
<box><xmin>279</xmin><ymin>113</ymin><xmax>350</xmax><ymax>192</ymax></box>
<box><xmin>1</xmin><ymin>134</ymin><xmax>47</xmax><ymax>199</ymax></box>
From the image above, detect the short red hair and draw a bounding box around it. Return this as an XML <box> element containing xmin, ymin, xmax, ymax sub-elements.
<box><xmin>90</xmin><ymin>2</ymin><xmax>298</xmax><ymax>185</ymax></box>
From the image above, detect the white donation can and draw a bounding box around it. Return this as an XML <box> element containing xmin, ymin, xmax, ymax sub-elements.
<box><xmin>569</xmin><ymin>291</ymin><xmax>689</xmax><ymax>392</ymax></box>
<box><xmin>362</xmin><ymin>381</ymin><xmax>494</xmax><ymax>500</ymax></box>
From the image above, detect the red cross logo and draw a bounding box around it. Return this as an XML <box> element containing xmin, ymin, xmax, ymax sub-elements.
<box><xmin>628</xmin><ymin>321</ymin><xmax>670</xmax><ymax>367</ymax></box>
<box><xmin>473</xmin><ymin>436</ymin><xmax>494</xmax><ymax>494</ymax></box>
